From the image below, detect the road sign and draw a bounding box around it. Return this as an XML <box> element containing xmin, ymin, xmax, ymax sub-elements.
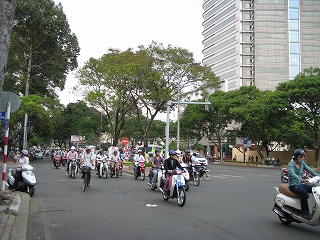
<box><xmin>121</xmin><ymin>137</ymin><xmax>129</xmax><ymax>145</ymax></box>
<box><xmin>0</xmin><ymin>111</ymin><xmax>5</xmax><ymax>122</ymax></box>
<box><xmin>0</xmin><ymin>92</ymin><xmax>21</xmax><ymax>113</ymax></box>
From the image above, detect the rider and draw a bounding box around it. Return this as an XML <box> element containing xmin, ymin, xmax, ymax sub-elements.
<box><xmin>134</xmin><ymin>150</ymin><xmax>145</xmax><ymax>175</ymax></box>
<box><xmin>163</xmin><ymin>150</ymin><xmax>184</xmax><ymax>191</ymax></box>
<box><xmin>110</xmin><ymin>149</ymin><xmax>121</xmax><ymax>174</ymax></box>
<box><xmin>182</xmin><ymin>150</ymin><xmax>192</xmax><ymax>164</ymax></box>
<box><xmin>12</xmin><ymin>150</ymin><xmax>30</xmax><ymax>189</ymax></box>
<box><xmin>96</xmin><ymin>149</ymin><xmax>107</xmax><ymax>175</ymax></box>
<box><xmin>80</xmin><ymin>147</ymin><xmax>95</xmax><ymax>186</ymax></box>
<box><xmin>288</xmin><ymin>149</ymin><xmax>318</xmax><ymax>220</ymax></box>
<box><xmin>66</xmin><ymin>146</ymin><xmax>78</xmax><ymax>175</ymax></box>
<box><xmin>150</xmin><ymin>149</ymin><xmax>164</xmax><ymax>187</ymax></box>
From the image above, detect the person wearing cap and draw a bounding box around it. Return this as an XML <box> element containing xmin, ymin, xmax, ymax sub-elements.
<box><xmin>12</xmin><ymin>150</ymin><xmax>30</xmax><ymax>189</ymax></box>
<box><xmin>110</xmin><ymin>149</ymin><xmax>121</xmax><ymax>174</ymax></box>
<box><xmin>163</xmin><ymin>150</ymin><xmax>183</xmax><ymax>191</ymax></box>
<box><xmin>96</xmin><ymin>149</ymin><xmax>107</xmax><ymax>176</ymax></box>
<box><xmin>66</xmin><ymin>146</ymin><xmax>78</xmax><ymax>175</ymax></box>
<box><xmin>80</xmin><ymin>147</ymin><xmax>95</xmax><ymax>186</ymax></box>
<box><xmin>150</xmin><ymin>149</ymin><xmax>164</xmax><ymax>187</ymax></box>
<box><xmin>134</xmin><ymin>149</ymin><xmax>145</xmax><ymax>175</ymax></box>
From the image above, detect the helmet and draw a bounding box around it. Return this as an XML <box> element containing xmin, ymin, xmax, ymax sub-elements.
<box><xmin>85</xmin><ymin>146</ymin><xmax>91</xmax><ymax>151</ymax></box>
<box><xmin>70</xmin><ymin>146</ymin><xmax>76</xmax><ymax>150</ymax></box>
<box><xmin>137</xmin><ymin>150</ymin><xmax>142</xmax><ymax>153</ymax></box>
<box><xmin>114</xmin><ymin>149</ymin><xmax>118</xmax><ymax>153</ymax></box>
<box><xmin>169</xmin><ymin>150</ymin><xmax>177</xmax><ymax>155</ymax></box>
<box><xmin>293</xmin><ymin>149</ymin><xmax>306</xmax><ymax>157</ymax></box>
<box><xmin>176</xmin><ymin>150</ymin><xmax>181</xmax><ymax>155</ymax></box>
<box><xmin>21</xmin><ymin>150</ymin><xmax>28</xmax><ymax>156</ymax></box>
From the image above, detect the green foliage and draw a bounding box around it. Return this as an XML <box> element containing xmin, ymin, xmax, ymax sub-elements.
<box><xmin>5</xmin><ymin>0</ymin><xmax>80</xmax><ymax>97</ymax></box>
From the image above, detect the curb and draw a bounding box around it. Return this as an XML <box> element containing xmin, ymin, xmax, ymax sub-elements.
<box><xmin>2</xmin><ymin>192</ymin><xmax>30</xmax><ymax>240</ymax></box>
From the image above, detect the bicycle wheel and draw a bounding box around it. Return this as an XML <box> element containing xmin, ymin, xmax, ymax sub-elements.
<box><xmin>83</xmin><ymin>173</ymin><xmax>87</xmax><ymax>192</ymax></box>
<box><xmin>203</xmin><ymin>171</ymin><xmax>212</xmax><ymax>181</ymax></box>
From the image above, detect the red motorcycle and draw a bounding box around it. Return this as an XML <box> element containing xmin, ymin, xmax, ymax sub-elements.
<box><xmin>62</xmin><ymin>154</ymin><xmax>67</xmax><ymax>166</ymax></box>
<box><xmin>110</xmin><ymin>161</ymin><xmax>119</xmax><ymax>178</ymax></box>
<box><xmin>134</xmin><ymin>161</ymin><xmax>145</xmax><ymax>181</ymax></box>
<box><xmin>53</xmin><ymin>155</ymin><xmax>61</xmax><ymax>169</ymax></box>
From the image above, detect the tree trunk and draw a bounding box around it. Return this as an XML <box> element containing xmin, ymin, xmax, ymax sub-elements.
<box><xmin>25</xmin><ymin>41</ymin><xmax>33</xmax><ymax>96</ymax></box>
<box><xmin>0</xmin><ymin>0</ymin><xmax>17</xmax><ymax>96</ymax></box>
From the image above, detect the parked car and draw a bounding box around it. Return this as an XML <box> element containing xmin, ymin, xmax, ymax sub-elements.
<box><xmin>34</xmin><ymin>150</ymin><xmax>43</xmax><ymax>159</ymax></box>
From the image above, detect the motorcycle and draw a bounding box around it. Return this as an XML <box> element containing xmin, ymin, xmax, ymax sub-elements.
<box><xmin>6</xmin><ymin>165</ymin><xmax>37</xmax><ymax>197</ymax></box>
<box><xmin>148</xmin><ymin>164</ymin><xmax>165</xmax><ymax>191</ymax></box>
<box><xmin>273</xmin><ymin>176</ymin><xmax>320</xmax><ymax>225</ymax></box>
<box><xmin>53</xmin><ymin>154</ymin><xmax>61</xmax><ymax>169</ymax></box>
<box><xmin>187</xmin><ymin>164</ymin><xmax>200</xmax><ymax>186</ymax></box>
<box><xmin>62</xmin><ymin>153</ymin><xmax>67</xmax><ymax>166</ymax></box>
<box><xmin>97</xmin><ymin>157</ymin><xmax>108</xmax><ymax>179</ymax></box>
<box><xmin>110</xmin><ymin>161</ymin><xmax>119</xmax><ymax>178</ymax></box>
<box><xmin>160</xmin><ymin>169</ymin><xmax>186</xmax><ymax>207</ymax></box>
<box><xmin>198</xmin><ymin>163</ymin><xmax>212</xmax><ymax>181</ymax></box>
<box><xmin>134</xmin><ymin>161</ymin><xmax>145</xmax><ymax>181</ymax></box>
<box><xmin>68</xmin><ymin>159</ymin><xmax>79</xmax><ymax>179</ymax></box>
<box><xmin>180</xmin><ymin>162</ymin><xmax>190</xmax><ymax>191</ymax></box>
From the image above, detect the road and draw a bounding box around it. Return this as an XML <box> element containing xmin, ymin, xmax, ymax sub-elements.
<box><xmin>26</xmin><ymin>158</ymin><xmax>320</xmax><ymax>240</ymax></box>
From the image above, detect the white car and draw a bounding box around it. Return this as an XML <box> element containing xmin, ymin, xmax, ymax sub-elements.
<box><xmin>193</xmin><ymin>153</ymin><xmax>207</xmax><ymax>166</ymax></box>
<box><xmin>34</xmin><ymin>150</ymin><xmax>43</xmax><ymax>159</ymax></box>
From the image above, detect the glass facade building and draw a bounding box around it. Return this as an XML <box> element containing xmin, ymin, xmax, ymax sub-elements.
<box><xmin>202</xmin><ymin>0</ymin><xmax>320</xmax><ymax>91</ymax></box>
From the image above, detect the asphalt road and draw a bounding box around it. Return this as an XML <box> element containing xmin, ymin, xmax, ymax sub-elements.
<box><xmin>26</xmin><ymin>158</ymin><xmax>320</xmax><ymax>240</ymax></box>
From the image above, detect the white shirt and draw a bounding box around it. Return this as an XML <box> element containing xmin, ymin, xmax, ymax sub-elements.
<box><xmin>134</xmin><ymin>154</ymin><xmax>145</xmax><ymax>163</ymax></box>
<box><xmin>15</xmin><ymin>156</ymin><xmax>30</xmax><ymax>170</ymax></box>
<box><xmin>82</xmin><ymin>152</ymin><xmax>94</xmax><ymax>167</ymax></box>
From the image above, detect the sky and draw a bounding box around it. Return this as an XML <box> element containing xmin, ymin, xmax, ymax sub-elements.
<box><xmin>54</xmin><ymin>0</ymin><xmax>204</xmax><ymax>105</ymax></box>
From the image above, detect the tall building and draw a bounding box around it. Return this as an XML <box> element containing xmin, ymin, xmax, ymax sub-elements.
<box><xmin>202</xmin><ymin>0</ymin><xmax>320</xmax><ymax>92</ymax></box>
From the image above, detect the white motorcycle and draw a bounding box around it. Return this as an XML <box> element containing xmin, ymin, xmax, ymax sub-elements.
<box><xmin>160</xmin><ymin>169</ymin><xmax>186</xmax><ymax>207</ymax></box>
<box><xmin>148</xmin><ymin>164</ymin><xmax>165</xmax><ymax>191</ymax></box>
<box><xmin>273</xmin><ymin>176</ymin><xmax>320</xmax><ymax>225</ymax></box>
<box><xmin>6</xmin><ymin>164</ymin><xmax>37</xmax><ymax>197</ymax></box>
<box><xmin>97</xmin><ymin>157</ymin><xmax>109</xmax><ymax>179</ymax></box>
<box><xmin>69</xmin><ymin>159</ymin><xmax>79</xmax><ymax>179</ymax></box>
<box><xmin>180</xmin><ymin>163</ymin><xmax>190</xmax><ymax>191</ymax></box>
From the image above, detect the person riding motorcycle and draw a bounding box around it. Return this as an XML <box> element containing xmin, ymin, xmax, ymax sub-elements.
<box><xmin>12</xmin><ymin>150</ymin><xmax>30</xmax><ymax>189</ymax></box>
<box><xmin>182</xmin><ymin>150</ymin><xmax>192</xmax><ymax>164</ymax></box>
<box><xmin>150</xmin><ymin>149</ymin><xmax>164</xmax><ymax>187</ymax></box>
<box><xmin>96</xmin><ymin>149</ymin><xmax>107</xmax><ymax>175</ymax></box>
<box><xmin>288</xmin><ymin>149</ymin><xmax>318</xmax><ymax>220</ymax></box>
<box><xmin>134</xmin><ymin>150</ymin><xmax>145</xmax><ymax>175</ymax></box>
<box><xmin>163</xmin><ymin>150</ymin><xmax>184</xmax><ymax>191</ymax></box>
<box><xmin>80</xmin><ymin>147</ymin><xmax>95</xmax><ymax>186</ymax></box>
<box><xmin>66</xmin><ymin>146</ymin><xmax>78</xmax><ymax>175</ymax></box>
<box><xmin>110</xmin><ymin>149</ymin><xmax>121</xmax><ymax>174</ymax></box>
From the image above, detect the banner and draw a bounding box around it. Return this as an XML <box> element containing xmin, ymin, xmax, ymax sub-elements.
<box><xmin>71</xmin><ymin>135</ymin><xmax>85</xmax><ymax>143</ymax></box>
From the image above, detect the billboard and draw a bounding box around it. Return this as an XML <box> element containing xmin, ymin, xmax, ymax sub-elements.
<box><xmin>71</xmin><ymin>135</ymin><xmax>85</xmax><ymax>143</ymax></box>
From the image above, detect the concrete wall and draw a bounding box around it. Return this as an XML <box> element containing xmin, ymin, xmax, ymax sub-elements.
<box><xmin>231</xmin><ymin>148</ymin><xmax>316</xmax><ymax>166</ymax></box>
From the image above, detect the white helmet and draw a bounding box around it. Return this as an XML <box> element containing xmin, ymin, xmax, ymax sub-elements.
<box><xmin>21</xmin><ymin>150</ymin><xmax>29</xmax><ymax>156</ymax></box>
<box><xmin>176</xmin><ymin>150</ymin><xmax>182</xmax><ymax>155</ymax></box>
<box><xmin>70</xmin><ymin>146</ymin><xmax>76</xmax><ymax>150</ymax></box>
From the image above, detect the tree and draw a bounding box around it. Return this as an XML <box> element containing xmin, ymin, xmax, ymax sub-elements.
<box><xmin>276</xmin><ymin>67</ymin><xmax>320</xmax><ymax>168</ymax></box>
<box><xmin>0</xmin><ymin>0</ymin><xmax>17</xmax><ymax>97</ymax></box>
<box><xmin>131</xmin><ymin>42</ymin><xmax>220</xmax><ymax>151</ymax></box>
<box><xmin>4</xmin><ymin>0</ymin><xmax>80</xmax><ymax>98</ymax></box>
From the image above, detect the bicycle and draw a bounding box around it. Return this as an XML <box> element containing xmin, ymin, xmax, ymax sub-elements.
<box><xmin>82</xmin><ymin>166</ymin><xmax>91</xmax><ymax>192</ymax></box>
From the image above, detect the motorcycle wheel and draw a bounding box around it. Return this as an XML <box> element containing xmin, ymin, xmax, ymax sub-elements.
<box><xmin>177</xmin><ymin>188</ymin><xmax>186</xmax><ymax>207</ymax></box>
<box><xmin>116</xmin><ymin>169</ymin><xmax>119</xmax><ymax>178</ymax></box>
<box><xmin>104</xmin><ymin>167</ymin><xmax>108</xmax><ymax>179</ymax></box>
<box><xmin>278</xmin><ymin>216</ymin><xmax>292</xmax><ymax>225</ymax></box>
<box><xmin>26</xmin><ymin>185</ymin><xmax>35</xmax><ymax>197</ymax></box>
<box><xmin>119</xmin><ymin>168</ymin><xmax>122</xmax><ymax>176</ymax></box>
<box><xmin>185</xmin><ymin>181</ymin><xmax>189</xmax><ymax>191</ymax></box>
<box><xmin>134</xmin><ymin>171</ymin><xmax>138</xmax><ymax>179</ymax></box>
<box><xmin>193</xmin><ymin>174</ymin><xmax>200</xmax><ymax>186</ymax></box>
<box><xmin>162</xmin><ymin>190</ymin><xmax>169</xmax><ymax>201</ymax></box>
<box><xmin>72</xmin><ymin>168</ymin><xmax>75</xmax><ymax>179</ymax></box>
<box><xmin>203</xmin><ymin>171</ymin><xmax>212</xmax><ymax>181</ymax></box>
<box><xmin>141</xmin><ymin>171</ymin><xmax>145</xmax><ymax>181</ymax></box>
<box><xmin>281</xmin><ymin>174</ymin><xmax>288</xmax><ymax>183</ymax></box>
<box><xmin>55</xmin><ymin>162</ymin><xmax>60</xmax><ymax>169</ymax></box>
